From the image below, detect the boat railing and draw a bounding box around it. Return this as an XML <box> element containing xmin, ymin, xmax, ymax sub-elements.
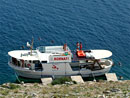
<box><xmin>21</xmin><ymin>51</ymin><xmax>37</xmax><ymax>57</ymax></box>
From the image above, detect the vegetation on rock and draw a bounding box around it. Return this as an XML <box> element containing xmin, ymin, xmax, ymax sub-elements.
<box><xmin>51</xmin><ymin>77</ymin><xmax>76</xmax><ymax>85</ymax></box>
<box><xmin>0</xmin><ymin>80</ymin><xmax>130</xmax><ymax>98</ymax></box>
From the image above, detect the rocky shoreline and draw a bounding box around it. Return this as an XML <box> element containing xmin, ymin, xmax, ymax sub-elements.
<box><xmin>0</xmin><ymin>80</ymin><xmax>130</xmax><ymax>98</ymax></box>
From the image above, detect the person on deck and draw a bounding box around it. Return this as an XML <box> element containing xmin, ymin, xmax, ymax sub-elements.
<box><xmin>63</xmin><ymin>43</ymin><xmax>67</xmax><ymax>51</ymax></box>
<box><xmin>76</xmin><ymin>42</ymin><xmax>80</xmax><ymax>51</ymax></box>
<box><xmin>80</xmin><ymin>42</ymin><xmax>82</xmax><ymax>50</ymax></box>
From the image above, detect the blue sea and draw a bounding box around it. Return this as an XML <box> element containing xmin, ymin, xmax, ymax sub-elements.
<box><xmin>0</xmin><ymin>0</ymin><xmax>130</xmax><ymax>84</ymax></box>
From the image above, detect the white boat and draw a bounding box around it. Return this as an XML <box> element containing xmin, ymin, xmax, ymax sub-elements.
<box><xmin>8</xmin><ymin>43</ymin><xmax>113</xmax><ymax>79</ymax></box>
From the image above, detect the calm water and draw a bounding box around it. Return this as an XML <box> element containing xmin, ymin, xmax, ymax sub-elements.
<box><xmin>0</xmin><ymin>0</ymin><xmax>130</xmax><ymax>84</ymax></box>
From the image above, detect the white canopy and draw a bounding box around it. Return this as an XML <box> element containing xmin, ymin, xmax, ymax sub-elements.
<box><xmin>8</xmin><ymin>50</ymin><xmax>39</xmax><ymax>60</ymax></box>
<box><xmin>86</xmin><ymin>50</ymin><xmax>112</xmax><ymax>59</ymax></box>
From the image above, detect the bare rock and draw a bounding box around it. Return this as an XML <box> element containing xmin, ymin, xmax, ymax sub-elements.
<box><xmin>110</xmin><ymin>88</ymin><xmax>120</xmax><ymax>92</ymax></box>
<box><xmin>103</xmin><ymin>90</ymin><xmax>111</xmax><ymax>95</ymax></box>
<box><xmin>98</xmin><ymin>94</ymin><xmax>105</xmax><ymax>98</ymax></box>
<box><xmin>32</xmin><ymin>93</ymin><xmax>38</xmax><ymax>98</ymax></box>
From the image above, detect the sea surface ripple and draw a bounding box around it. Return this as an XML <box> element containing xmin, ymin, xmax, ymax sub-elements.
<box><xmin>0</xmin><ymin>0</ymin><xmax>130</xmax><ymax>84</ymax></box>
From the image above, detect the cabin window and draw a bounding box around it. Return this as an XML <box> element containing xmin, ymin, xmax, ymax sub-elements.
<box><xmin>71</xmin><ymin>66</ymin><xmax>80</xmax><ymax>71</ymax></box>
<box><xmin>42</xmin><ymin>61</ymin><xmax>47</xmax><ymax>63</ymax></box>
<box><xmin>29</xmin><ymin>60</ymin><xmax>31</xmax><ymax>63</ymax></box>
<box><xmin>24</xmin><ymin>60</ymin><xmax>27</xmax><ymax>67</ymax></box>
<box><xmin>24</xmin><ymin>63</ymin><xmax>27</xmax><ymax>67</ymax></box>
<box><xmin>37</xmin><ymin>46</ymin><xmax>45</xmax><ymax>53</ymax></box>
<box><xmin>18</xmin><ymin>61</ymin><xmax>20</xmax><ymax>66</ymax></box>
<box><xmin>33</xmin><ymin>60</ymin><xmax>40</xmax><ymax>64</ymax></box>
<box><xmin>35</xmin><ymin>62</ymin><xmax>43</xmax><ymax>71</ymax></box>
<box><xmin>12</xmin><ymin>57</ymin><xmax>17</xmax><ymax>65</ymax></box>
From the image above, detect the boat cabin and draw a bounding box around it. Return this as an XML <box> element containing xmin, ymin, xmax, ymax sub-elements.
<box><xmin>8</xmin><ymin>45</ymin><xmax>72</xmax><ymax>70</ymax></box>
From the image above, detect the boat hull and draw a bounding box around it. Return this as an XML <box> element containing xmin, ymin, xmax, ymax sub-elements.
<box><xmin>9</xmin><ymin>62</ymin><xmax>112</xmax><ymax>79</ymax></box>
<box><xmin>16</xmin><ymin>68</ymin><xmax>111</xmax><ymax>79</ymax></box>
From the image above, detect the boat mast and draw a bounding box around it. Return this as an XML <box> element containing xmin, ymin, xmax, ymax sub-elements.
<box><xmin>30</xmin><ymin>37</ymin><xmax>34</xmax><ymax>56</ymax></box>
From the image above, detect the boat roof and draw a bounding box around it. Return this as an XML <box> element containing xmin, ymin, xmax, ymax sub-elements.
<box><xmin>8</xmin><ymin>50</ymin><xmax>39</xmax><ymax>60</ymax></box>
<box><xmin>8</xmin><ymin>46</ymin><xmax>71</xmax><ymax>61</ymax></box>
<box><xmin>86</xmin><ymin>50</ymin><xmax>112</xmax><ymax>59</ymax></box>
<box><xmin>8</xmin><ymin>45</ymin><xmax>112</xmax><ymax>61</ymax></box>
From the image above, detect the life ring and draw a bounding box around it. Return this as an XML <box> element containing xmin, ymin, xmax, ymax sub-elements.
<box><xmin>27</xmin><ymin>64</ymin><xmax>31</xmax><ymax>67</ymax></box>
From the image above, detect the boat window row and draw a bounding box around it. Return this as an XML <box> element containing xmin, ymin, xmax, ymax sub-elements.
<box><xmin>10</xmin><ymin>57</ymin><xmax>42</xmax><ymax>70</ymax></box>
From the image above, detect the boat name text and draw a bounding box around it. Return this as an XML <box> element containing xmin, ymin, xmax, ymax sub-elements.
<box><xmin>54</xmin><ymin>57</ymin><xmax>69</xmax><ymax>61</ymax></box>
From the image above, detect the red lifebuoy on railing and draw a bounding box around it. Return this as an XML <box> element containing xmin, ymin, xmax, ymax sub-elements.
<box><xmin>27</xmin><ymin>64</ymin><xmax>31</xmax><ymax>67</ymax></box>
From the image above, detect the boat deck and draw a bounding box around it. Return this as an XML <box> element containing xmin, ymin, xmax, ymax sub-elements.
<box><xmin>72</xmin><ymin>51</ymin><xmax>93</xmax><ymax>62</ymax></box>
